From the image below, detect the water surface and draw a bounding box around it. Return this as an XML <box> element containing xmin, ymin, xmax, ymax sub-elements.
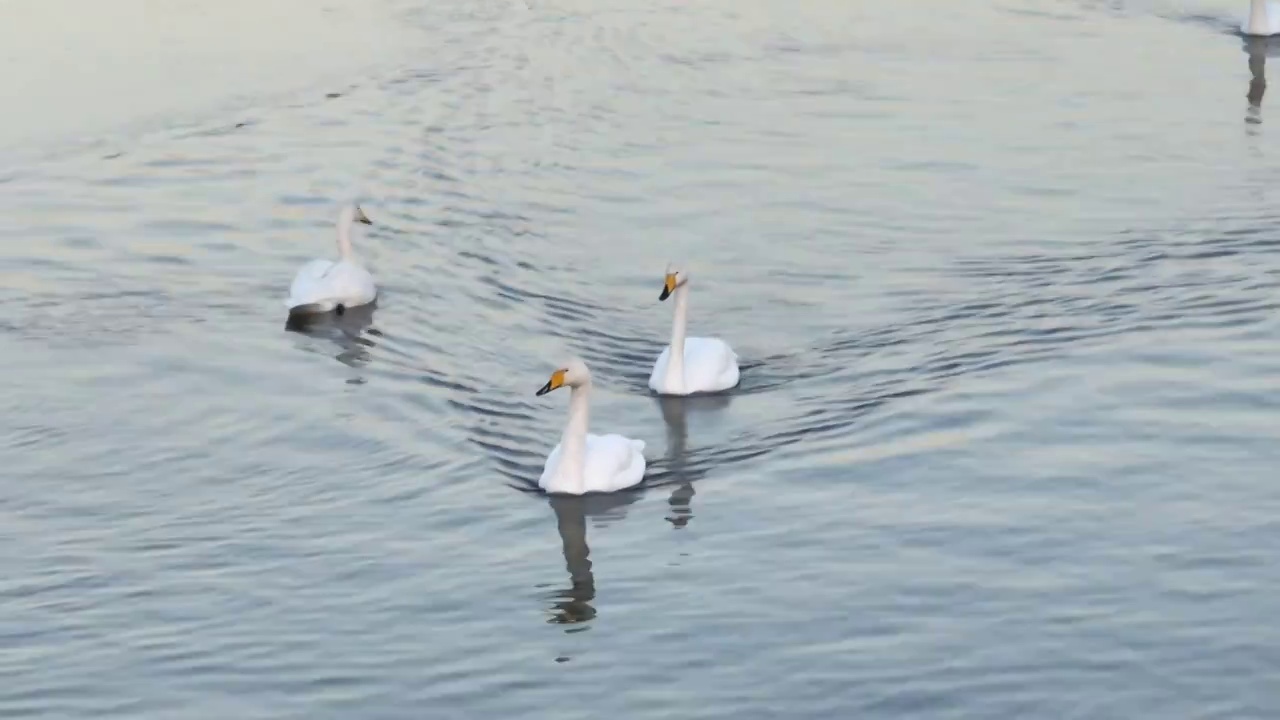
<box><xmin>2</xmin><ymin>1</ymin><xmax>1278</xmax><ymax>718</ymax></box>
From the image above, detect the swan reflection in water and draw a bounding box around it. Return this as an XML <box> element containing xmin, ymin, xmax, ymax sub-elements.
<box><xmin>1244</xmin><ymin>35</ymin><xmax>1280</xmax><ymax>125</ymax></box>
<box><xmin>653</xmin><ymin>393</ymin><xmax>732</xmax><ymax>528</ymax></box>
<box><xmin>540</xmin><ymin>391</ymin><xmax>735</xmax><ymax>628</ymax></box>
<box><xmin>284</xmin><ymin>303</ymin><xmax>381</xmax><ymax>372</ymax></box>
<box><xmin>542</xmin><ymin>491</ymin><xmax>641</xmax><ymax>627</ymax></box>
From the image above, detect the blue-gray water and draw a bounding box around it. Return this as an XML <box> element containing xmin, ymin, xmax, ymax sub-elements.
<box><xmin>2</xmin><ymin>1</ymin><xmax>1278</xmax><ymax>718</ymax></box>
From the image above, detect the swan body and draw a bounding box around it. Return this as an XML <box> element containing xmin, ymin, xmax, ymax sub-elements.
<box><xmin>1244</xmin><ymin>0</ymin><xmax>1280</xmax><ymax>36</ymax></box>
<box><xmin>285</xmin><ymin>204</ymin><xmax>377</xmax><ymax>315</ymax></box>
<box><xmin>648</xmin><ymin>339</ymin><xmax>739</xmax><ymax>395</ymax></box>
<box><xmin>536</xmin><ymin>358</ymin><xmax>647</xmax><ymax>495</ymax></box>
<box><xmin>647</xmin><ymin>265</ymin><xmax>740</xmax><ymax>395</ymax></box>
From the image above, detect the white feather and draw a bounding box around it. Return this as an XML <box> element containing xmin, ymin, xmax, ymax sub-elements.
<box><xmin>649</xmin><ymin>266</ymin><xmax>741</xmax><ymax>395</ymax></box>
<box><xmin>1244</xmin><ymin>0</ymin><xmax>1280</xmax><ymax>36</ymax></box>
<box><xmin>285</xmin><ymin>204</ymin><xmax>378</xmax><ymax>314</ymax></box>
<box><xmin>537</xmin><ymin>358</ymin><xmax>647</xmax><ymax>495</ymax></box>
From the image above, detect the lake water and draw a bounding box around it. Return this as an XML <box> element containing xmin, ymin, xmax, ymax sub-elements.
<box><xmin>2</xmin><ymin>1</ymin><xmax>1278</xmax><ymax>717</ymax></box>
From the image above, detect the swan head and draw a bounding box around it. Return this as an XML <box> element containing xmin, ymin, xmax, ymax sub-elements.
<box><xmin>340</xmin><ymin>204</ymin><xmax>374</xmax><ymax>227</ymax></box>
<box><xmin>535</xmin><ymin>357</ymin><xmax>591</xmax><ymax>396</ymax></box>
<box><xmin>659</xmin><ymin>263</ymin><xmax>688</xmax><ymax>301</ymax></box>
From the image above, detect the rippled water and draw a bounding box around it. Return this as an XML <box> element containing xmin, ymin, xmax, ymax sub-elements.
<box><xmin>3</xmin><ymin>1</ymin><xmax>1279</xmax><ymax>717</ymax></box>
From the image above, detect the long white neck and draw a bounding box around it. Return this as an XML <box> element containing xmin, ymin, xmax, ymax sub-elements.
<box><xmin>663</xmin><ymin>284</ymin><xmax>689</xmax><ymax>392</ymax></box>
<box><xmin>1249</xmin><ymin>0</ymin><xmax>1271</xmax><ymax>34</ymax></box>
<box><xmin>336</xmin><ymin>216</ymin><xmax>355</xmax><ymax>261</ymax></box>
<box><xmin>556</xmin><ymin>381</ymin><xmax>591</xmax><ymax>494</ymax></box>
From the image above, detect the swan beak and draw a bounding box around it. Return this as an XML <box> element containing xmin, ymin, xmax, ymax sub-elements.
<box><xmin>659</xmin><ymin>273</ymin><xmax>676</xmax><ymax>301</ymax></box>
<box><xmin>536</xmin><ymin>368</ymin><xmax>567</xmax><ymax>396</ymax></box>
<box><xmin>355</xmin><ymin>206</ymin><xmax>373</xmax><ymax>225</ymax></box>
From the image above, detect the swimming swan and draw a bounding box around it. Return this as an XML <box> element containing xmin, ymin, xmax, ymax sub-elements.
<box><xmin>285</xmin><ymin>204</ymin><xmax>378</xmax><ymax>316</ymax></box>
<box><xmin>648</xmin><ymin>265</ymin><xmax>740</xmax><ymax>395</ymax></box>
<box><xmin>536</xmin><ymin>358</ymin><xmax>647</xmax><ymax>495</ymax></box>
<box><xmin>1245</xmin><ymin>0</ymin><xmax>1280</xmax><ymax>35</ymax></box>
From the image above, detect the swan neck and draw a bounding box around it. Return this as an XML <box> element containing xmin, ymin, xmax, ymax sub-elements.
<box><xmin>336</xmin><ymin>217</ymin><xmax>355</xmax><ymax>261</ymax></box>
<box><xmin>1250</xmin><ymin>0</ymin><xmax>1270</xmax><ymax>33</ymax></box>
<box><xmin>558</xmin><ymin>382</ymin><xmax>591</xmax><ymax>494</ymax></box>
<box><xmin>664</xmin><ymin>284</ymin><xmax>689</xmax><ymax>390</ymax></box>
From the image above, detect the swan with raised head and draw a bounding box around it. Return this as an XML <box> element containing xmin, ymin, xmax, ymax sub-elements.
<box><xmin>648</xmin><ymin>264</ymin><xmax>740</xmax><ymax>396</ymax></box>
<box><xmin>284</xmin><ymin>204</ymin><xmax>378</xmax><ymax>316</ymax></box>
<box><xmin>1245</xmin><ymin>0</ymin><xmax>1280</xmax><ymax>36</ymax></box>
<box><xmin>535</xmin><ymin>358</ymin><xmax>647</xmax><ymax>495</ymax></box>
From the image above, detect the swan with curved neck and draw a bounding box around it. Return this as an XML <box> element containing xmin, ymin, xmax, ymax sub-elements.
<box><xmin>1245</xmin><ymin>0</ymin><xmax>1280</xmax><ymax>36</ymax></box>
<box><xmin>536</xmin><ymin>358</ymin><xmax>646</xmax><ymax>495</ymax></box>
<box><xmin>648</xmin><ymin>264</ymin><xmax>740</xmax><ymax>396</ymax></box>
<box><xmin>284</xmin><ymin>203</ymin><xmax>378</xmax><ymax>316</ymax></box>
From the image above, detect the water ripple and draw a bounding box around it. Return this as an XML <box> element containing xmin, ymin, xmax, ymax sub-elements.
<box><xmin>3</xmin><ymin>0</ymin><xmax>1280</xmax><ymax>718</ymax></box>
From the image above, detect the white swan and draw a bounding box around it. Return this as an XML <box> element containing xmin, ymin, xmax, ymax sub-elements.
<box><xmin>535</xmin><ymin>358</ymin><xmax>647</xmax><ymax>495</ymax></box>
<box><xmin>1245</xmin><ymin>0</ymin><xmax>1280</xmax><ymax>36</ymax></box>
<box><xmin>648</xmin><ymin>264</ymin><xmax>740</xmax><ymax>396</ymax></box>
<box><xmin>284</xmin><ymin>204</ymin><xmax>378</xmax><ymax>316</ymax></box>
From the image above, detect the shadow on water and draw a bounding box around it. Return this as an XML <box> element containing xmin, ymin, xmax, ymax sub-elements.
<box><xmin>540</xmin><ymin>491</ymin><xmax>642</xmax><ymax>629</ymax></box>
<box><xmin>464</xmin><ymin>382</ymin><xmax>743</xmax><ymax>635</ymax></box>
<box><xmin>1243</xmin><ymin>35</ymin><xmax>1280</xmax><ymax>126</ymax></box>
<box><xmin>284</xmin><ymin>303</ymin><xmax>382</xmax><ymax>373</ymax></box>
<box><xmin>646</xmin><ymin>393</ymin><xmax>733</xmax><ymax>528</ymax></box>
<box><xmin>1173</xmin><ymin>4</ymin><xmax>1280</xmax><ymax>128</ymax></box>
<box><xmin>1173</xmin><ymin>7</ymin><xmax>1247</xmax><ymax>37</ymax></box>
<box><xmin>538</xmin><ymin>396</ymin><xmax>736</xmax><ymax>631</ymax></box>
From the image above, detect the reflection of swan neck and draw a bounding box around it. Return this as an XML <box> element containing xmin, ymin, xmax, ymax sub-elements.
<box><xmin>1249</xmin><ymin>0</ymin><xmax>1271</xmax><ymax>35</ymax></box>
<box><xmin>1247</xmin><ymin>38</ymin><xmax>1269</xmax><ymax>112</ymax></box>
<box><xmin>548</xmin><ymin>498</ymin><xmax>596</xmax><ymax>624</ymax></box>
<box><xmin>336</xmin><ymin>212</ymin><xmax>355</xmax><ymax>260</ymax></box>
<box><xmin>659</xmin><ymin>396</ymin><xmax>689</xmax><ymax>458</ymax></box>
<box><xmin>559</xmin><ymin>382</ymin><xmax>591</xmax><ymax>494</ymax></box>
<box><xmin>553</xmin><ymin>501</ymin><xmax>593</xmax><ymax>588</ymax></box>
<box><xmin>664</xmin><ymin>284</ymin><xmax>689</xmax><ymax>391</ymax></box>
<box><xmin>1251</xmin><ymin>53</ymin><xmax>1267</xmax><ymax>96</ymax></box>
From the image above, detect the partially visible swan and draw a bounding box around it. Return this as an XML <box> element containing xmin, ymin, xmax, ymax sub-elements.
<box><xmin>285</xmin><ymin>204</ymin><xmax>378</xmax><ymax>316</ymax></box>
<box><xmin>648</xmin><ymin>264</ymin><xmax>740</xmax><ymax>396</ymax></box>
<box><xmin>1244</xmin><ymin>0</ymin><xmax>1280</xmax><ymax>36</ymax></box>
<box><xmin>536</xmin><ymin>358</ymin><xmax>647</xmax><ymax>495</ymax></box>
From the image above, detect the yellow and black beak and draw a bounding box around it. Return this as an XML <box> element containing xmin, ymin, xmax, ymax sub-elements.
<box><xmin>659</xmin><ymin>273</ymin><xmax>677</xmax><ymax>301</ymax></box>
<box><xmin>355</xmin><ymin>206</ymin><xmax>373</xmax><ymax>225</ymax></box>
<box><xmin>536</xmin><ymin>368</ymin><xmax>567</xmax><ymax>396</ymax></box>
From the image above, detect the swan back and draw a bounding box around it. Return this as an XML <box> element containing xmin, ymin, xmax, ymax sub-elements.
<box><xmin>539</xmin><ymin>433</ymin><xmax>646</xmax><ymax>494</ymax></box>
<box><xmin>648</xmin><ymin>337</ymin><xmax>739</xmax><ymax>394</ymax></box>
<box><xmin>283</xmin><ymin>203</ymin><xmax>378</xmax><ymax>313</ymax></box>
